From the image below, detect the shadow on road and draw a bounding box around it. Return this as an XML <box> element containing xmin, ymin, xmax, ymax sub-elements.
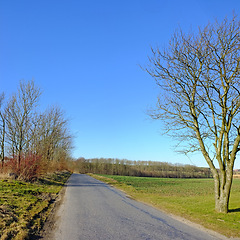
<box><xmin>229</xmin><ymin>208</ymin><xmax>240</xmax><ymax>213</ymax></box>
<box><xmin>66</xmin><ymin>184</ymin><xmax>106</xmax><ymax>187</ymax></box>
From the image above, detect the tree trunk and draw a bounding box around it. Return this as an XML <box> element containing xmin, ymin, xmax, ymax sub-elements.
<box><xmin>1</xmin><ymin>158</ymin><xmax>3</xmax><ymax>170</ymax></box>
<box><xmin>0</xmin><ymin>112</ymin><xmax>5</xmax><ymax>171</ymax></box>
<box><xmin>214</xmin><ymin>171</ymin><xmax>233</xmax><ymax>213</ymax></box>
<box><xmin>215</xmin><ymin>190</ymin><xmax>229</xmax><ymax>213</ymax></box>
<box><xmin>18</xmin><ymin>154</ymin><xmax>21</xmax><ymax>169</ymax></box>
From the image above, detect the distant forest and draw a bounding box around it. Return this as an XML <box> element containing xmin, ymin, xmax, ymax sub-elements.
<box><xmin>73</xmin><ymin>158</ymin><xmax>213</xmax><ymax>178</ymax></box>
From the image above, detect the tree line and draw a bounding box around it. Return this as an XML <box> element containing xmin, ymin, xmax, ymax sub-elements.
<box><xmin>72</xmin><ymin>157</ymin><xmax>212</xmax><ymax>178</ymax></box>
<box><xmin>0</xmin><ymin>80</ymin><xmax>73</xmax><ymax>180</ymax></box>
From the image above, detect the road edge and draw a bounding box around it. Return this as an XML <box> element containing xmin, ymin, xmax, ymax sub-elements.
<box><xmin>38</xmin><ymin>174</ymin><xmax>71</xmax><ymax>240</ymax></box>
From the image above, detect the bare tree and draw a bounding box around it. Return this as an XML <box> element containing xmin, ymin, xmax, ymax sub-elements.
<box><xmin>33</xmin><ymin>106</ymin><xmax>72</xmax><ymax>167</ymax></box>
<box><xmin>0</xmin><ymin>93</ymin><xmax>5</xmax><ymax>169</ymax></box>
<box><xmin>146</xmin><ymin>16</ymin><xmax>240</xmax><ymax>213</ymax></box>
<box><xmin>5</xmin><ymin>80</ymin><xmax>41</xmax><ymax>167</ymax></box>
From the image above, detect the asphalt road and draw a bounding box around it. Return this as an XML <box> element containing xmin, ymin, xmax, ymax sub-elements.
<box><xmin>51</xmin><ymin>174</ymin><xmax>227</xmax><ymax>240</ymax></box>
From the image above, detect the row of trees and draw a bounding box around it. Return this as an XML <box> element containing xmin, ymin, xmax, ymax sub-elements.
<box><xmin>0</xmin><ymin>80</ymin><xmax>73</xmax><ymax>180</ymax></box>
<box><xmin>73</xmin><ymin>157</ymin><xmax>212</xmax><ymax>178</ymax></box>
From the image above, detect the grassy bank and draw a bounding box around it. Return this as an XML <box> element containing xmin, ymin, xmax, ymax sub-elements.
<box><xmin>0</xmin><ymin>171</ymin><xmax>71</xmax><ymax>240</ymax></box>
<box><xmin>90</xmin><ymin>174</ymin><xmax>240</xmax><ymax>238</ymax></box>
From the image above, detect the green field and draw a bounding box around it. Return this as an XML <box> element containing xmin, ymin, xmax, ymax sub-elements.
<box><xmin>90</xmin><ymin>174</ymin><xmax>240</xmax><ymax>238</ymax></box>
<box><xmin>0</xmin><ymin>171</ymin><xmax>71</xmax><ymax>240</ymax></box>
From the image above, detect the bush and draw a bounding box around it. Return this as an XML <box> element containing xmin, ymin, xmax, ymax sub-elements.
<box><xmin>4</xmin><ymin>153</ymin><xmax>42</xmax><ymax>181</ymax></box>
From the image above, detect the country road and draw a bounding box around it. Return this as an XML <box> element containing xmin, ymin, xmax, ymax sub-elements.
<box><xmin>47</xmin><ymin>174</ymin><xmax>227</xmax><ymax>240</ymax></box>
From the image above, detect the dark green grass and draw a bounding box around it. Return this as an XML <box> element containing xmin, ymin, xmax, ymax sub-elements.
<box><xmin>92</xmin><ymin>174</ymin><xmax>240</xmax><ymax>238</ymax></box>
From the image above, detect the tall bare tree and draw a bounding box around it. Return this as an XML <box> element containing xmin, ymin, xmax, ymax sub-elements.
<box><xmin>0</xmin><ymin>93</ymin><xmax>5</xmax><ymax>169</ymax></box>
<box><xmin>32</xmin><ymin>106</ymin><xmax>72</xmax><ymax>166</ymax></box>
<box><xmin>5</xmin><ymin>80</ymin><xmax>41</xmax><ymax>167</ymax></box>
<box><xmin>146</xmin><ymin>16</ymin><xmax>240</xmax><ymax>213</ymax></box>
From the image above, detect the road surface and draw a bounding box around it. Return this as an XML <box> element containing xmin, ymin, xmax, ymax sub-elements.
<box><xmin>50</xmin><ymin>174</ymin><xmax>227</xmax><ymax>240</ymax></box>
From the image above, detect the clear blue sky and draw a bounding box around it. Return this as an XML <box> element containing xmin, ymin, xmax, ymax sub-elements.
<box><xmin>1</xmin><ymin>0</ymin><xmax>240</xmax><ymax>168</ymax></box>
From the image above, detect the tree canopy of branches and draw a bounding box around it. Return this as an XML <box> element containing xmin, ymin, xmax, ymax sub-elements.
<box><xmin>146</xmin><ymin>16</ymin><xmax>240</xmax><ymax>213</ymax></box>
<box><xmin>0</xmin><ymin>80</ymin><xmax>73</xmax><ymax>179</ymax></box>
<box><xmin>5</xmin><ymin>80</ymin><xmax>41</xmax><ymax>167</ymax></box>
<box><xmin>32</xmin><ymin>106</ymin><xmax>73</xmax><ymax>170</ymax></box>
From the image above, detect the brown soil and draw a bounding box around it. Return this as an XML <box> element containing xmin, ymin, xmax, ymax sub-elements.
<box><xmin>38</xmin><ymin>184</ymin><xmax>67</xmax><ymax>240</ymax></box>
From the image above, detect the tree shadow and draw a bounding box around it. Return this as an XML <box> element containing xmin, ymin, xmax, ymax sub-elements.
<box><xmin>38</xmin><ymin>178</ymin><xmax>64</xmax><ymax>186</ymax></box>
<box><xmin>29</xmin><ymin>234</ymin><xmax>43</xmax><ymax>239</ymax></box>
<box><xmin>229</xmin><ymin>208</ymin><xmax>240</xmax><ymax>213</ymax></box>
<box><xmin>66</xmin><ymin>183</ymin><xmax>105</xmax><ymax>187</ymax></box>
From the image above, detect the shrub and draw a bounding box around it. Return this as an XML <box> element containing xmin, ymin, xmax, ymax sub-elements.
<box><xmin>5</xmin><ymin>153</ymin><xmax>42</xmax><ymax>181</ymax></box>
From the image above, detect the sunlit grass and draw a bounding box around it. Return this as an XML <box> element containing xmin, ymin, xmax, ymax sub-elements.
<box><xmin>0</xmin><ymin>171</ymin><xmax>71</xmax><ymax>240</ymax></box>
<box><xmin>91</xmin><ymin>174</ymin><xmax>240</xmax><ymax>238</ymax></box>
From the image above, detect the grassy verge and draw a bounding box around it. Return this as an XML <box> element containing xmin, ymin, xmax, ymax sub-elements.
<box><xmin>89</xmin><ymin>174</ymin><xmax>240</xmax><ymax>238</ymax></box>
<box><xmin>0</xmin><ymin>171</ymin><xmax>71</xmax><ymax>240</ymax></box>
